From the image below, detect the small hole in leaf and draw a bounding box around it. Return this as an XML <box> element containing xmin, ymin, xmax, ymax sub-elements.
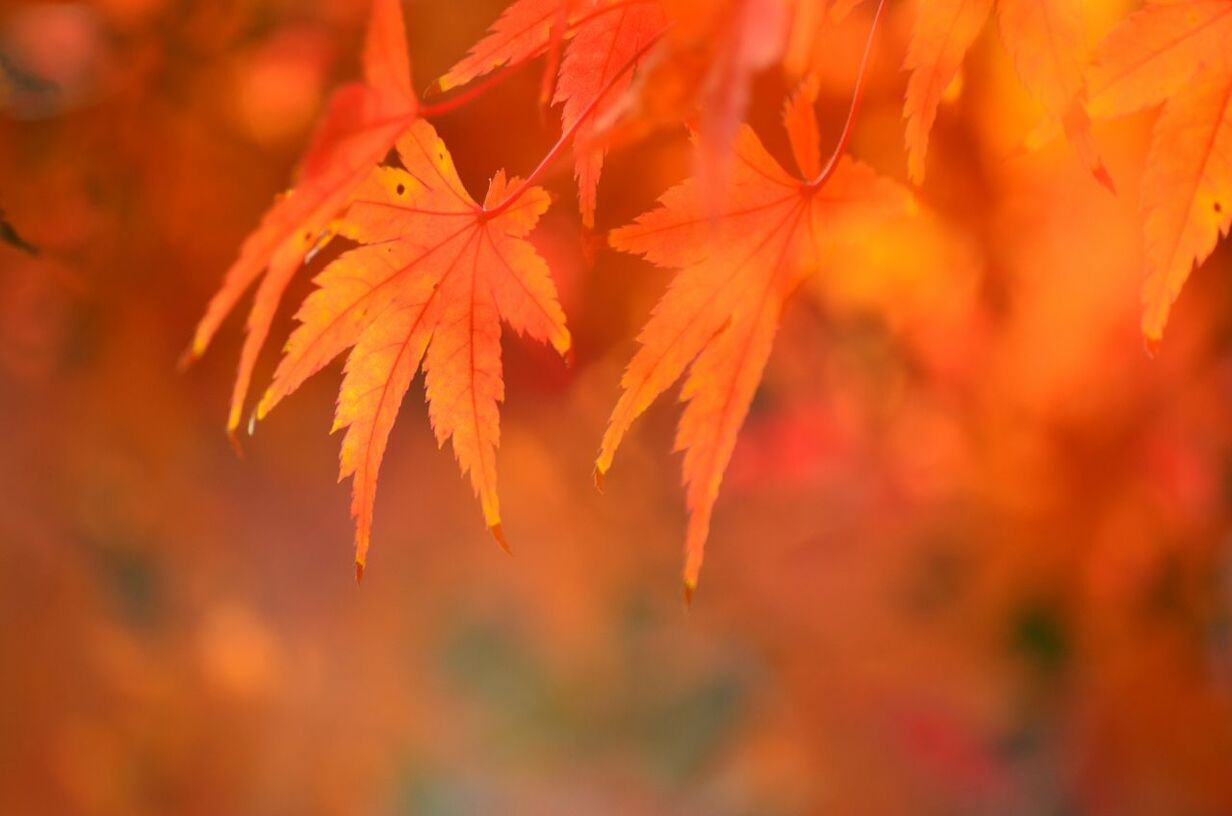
<box><xmin>396</xmin><ymin>183</ymin><xmax>405</xmax><ymax>196</ymax></box>
<box><xmin>1215</xmin><ymin>201</ymin><xmax>1224</xmax><ymax>214</ymax></box>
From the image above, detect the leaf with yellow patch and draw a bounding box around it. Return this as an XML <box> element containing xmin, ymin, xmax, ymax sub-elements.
<box><xmin>188</xmin><ymin>0</ymin><xmax>419</xmax><ymax>437</ymax></box>
<box><xmin>255</xmin><ymin>120</ymin><xmax>570</xmax><ymax>575</ymax></box>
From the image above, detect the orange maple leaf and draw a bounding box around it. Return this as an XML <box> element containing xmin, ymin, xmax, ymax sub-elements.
<box><xmin>253</xmin><ymin>120</ymin><xmax>570</xmax><ymax>576</ymax></box>
<box><xmin>1087</xmin><ymin>0</ymin><xmax>1232</xmax><ymax>121</ymax></box>
<box><xmin>187</xmin><ymin>0</ymin><xmax>419</xmax><ymax>435</ymax></box>
<box><xmin>434</xmin><ymin>0</ymin><xmax>581</xmax><ymax>93</ymax></box>
<box><xmin>1085</xmin><ymin>0</ymin><xmax>1232</xmax><ymax>345</ymax></box>
<box><xmin>554</xmin><ymin>1</ymin><xmax>666</xmax><ymax>226</ymax></box>
<box><xmin>598</xmin><ymin>81</ymin><xmax>911</xmax><ymax>599</ymax></box>
<box><xmin>903</xmin><ymin>0</ymin><xmax>1108</xmax><ymax>187</ymax></box>
<box><xmin>437</xmin><ymin>0</ymin><xmax>666</xmax><ymax>227</ymax></box>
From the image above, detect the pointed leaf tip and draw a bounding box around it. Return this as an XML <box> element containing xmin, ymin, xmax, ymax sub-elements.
<box><xmin>490</xmin><ymin>523</ymin><xmax>512</xmax><ymax>554</ymax></box>
<box><xmin>593</xmin><ymin>466</ymin><xmax>605</xmax><ymax>494</ymax></box>
<box><xmin>176</xmin><ymin>344</ymin><xmax>199</xmax><ymax>373</ymax></box>
<box><xmin>355</xmin><ymin>560</ymin><xmax>365</xmax><ymax>584</ymax></box>
<box><xmin>682</xmin><ymin>579</ymin><xmax>696</xmax><ymax>609</ymax></box>
<box><xmin>423</xmin><ymin>77</ymin><xmax>446</xmax><ymax>99</ymax></box>
<box><xmin>227</xmin><ymin>428</ymin><xmax>246</xmax><ymax>460</ymax></box>
<box><xmin>1144</xmin><ymin>333</ymin><xmax>1162</xmax><ymax>359</ymax></box>
<box><xmin>1093</xmin><ymin>163</ymin><xmax>1117</xmax><ymax>196</ymax></box>
<box><xmin>227</xmin><ymin>405</ymin><xmax>243</xmax><ymax>436</ymax></box>
<box><xmin>255</xmin><ymin>393</ymin><xmax>274</xmax><ymax>422</ymax></box>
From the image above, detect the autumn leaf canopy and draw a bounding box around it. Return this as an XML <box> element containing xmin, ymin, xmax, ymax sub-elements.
<box><xmin>190</xmin><ymin>0</ymin><xmax>1232</xmax><ymax>596</ymax></box>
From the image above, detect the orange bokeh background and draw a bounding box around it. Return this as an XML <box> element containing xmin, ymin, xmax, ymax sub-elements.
<box><xmin>2</xmin><ymin>1</ymin><xmax>1230</xmax><ymax>813</ymax></box>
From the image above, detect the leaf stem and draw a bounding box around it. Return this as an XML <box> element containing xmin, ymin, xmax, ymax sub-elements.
<box><xmin>805</xmin><ymin>0</ymin><xmax>888</xmax><ymax>190</ymax></box>
<box><xmin>482</xmin><ymin>27</ymin><xmax>668</xmax><ymax>219</ymax></box>
<box><xmin>419</xmin><ymin>65</ymin><xmax>518</xmax><ymax>118</ymax></box>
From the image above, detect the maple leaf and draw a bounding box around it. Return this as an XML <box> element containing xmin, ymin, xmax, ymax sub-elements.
<box><xmin>1084</xmin><ymin>0</ymin><xmax>1232</xmax><ymax>344</ymax></box>
<box><xmin>1086</xmin><ymin>0</ymin><xmax>1232</xmax><ymax>121</ymax></box>
<box><xmin>435</xmin><ymin>0</ymin><xmax>581</xmax><ymax>93</ymax></box>
<box><xmin>903</xmin><ymin>0</ymin><xmax>1107</xmax><ymax>187</ymax></box>
<box><xmin>437</xmin><ymin>0</ymin><xmax>666</xmax><ymax>227</ymax></box>
<box><xmin>903</xmin><ymin>0</ymin><xmax>993</xmax><ymax>183</ymax></box>
<box><xmin>997</xmin><ymin>0</ymin><xmax>1112</xmax><ymax>191</ymax></box>
<box><xmin>1139</xmin><ymin>56</ymin><xmax>1232</xmax><ymax>344</ymax></box>
<box><xmin>554</xmin><ymin>1</ymin><xmax>666</xmax><ymax>226</ymax></box>
<box><xmin>253</xmin><ymin>119</ymin><xmax>570</xmax><ymax>576</ymax></box>
<box><xmin>187</xmin><ymin>0</ymin><xmax>418</xmax><ymax>435</ymax></box>
<box><xmin>597</xmin><ymin>81</ymin><xmax>911</xmax><ymax>599</ymax></box>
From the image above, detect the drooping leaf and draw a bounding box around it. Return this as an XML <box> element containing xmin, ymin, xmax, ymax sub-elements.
<box><xmin>902</xmin><ymin>0</ymin><xmax>993</xmax><ymax>184</ymax></box>
<box><xmin>254</xmin><ymin>120</ymin><xmax>570</xmax><ymax>574</ymax></box>
<box><xmin>997</xmin><ymin>0</ymin><xmax>1112</xmax><ymax>190</ymax></box>
<box><xmin>903</xmin><ymin>0</ymin><xmax>1108</xmax><ymax>186</ymax></box>
<box><xmin>599</xmin><ymin>82</ymin><xmax>911</xmax><ymax>597</ymax></box>
<box><xmin>997</xmin><ymin>0</ymin><xmax>1084</xmax><ymax>120</ymax></box>
<box><xmin>436</xmin><ymin>0</ymin><xmax>579</xmax><ymax>93</ymax></box>
<box><xmin>1140</xmin><ymin>56</ymin><xmax>1232</xmax><ymax>344</ymax></box>
<box><xmin>1084</xmin><ymin>0</ymin><xmax>1232</xmax><ymax>343</ymax></box>
<box><xmin>554</xmin><ymin>0</ymin><xmax>666</xmax><ymax>226</ymax></box>
<box><xmin>1087</xmin><ymin>0</ymin><xmax>1232</xmax><ymax>121</ymax></box>
<box><xmin>188</xmin><ymin>0</ymin><xmax>419</xmax><ymax>434</ymax></box>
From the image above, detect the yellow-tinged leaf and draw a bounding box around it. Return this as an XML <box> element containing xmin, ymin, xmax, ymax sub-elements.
<box><xmin>600</xmin><ymin>95</ymin><xmax>911</xmax><ymax>593</ymax></box>
<box><xmin>1084</xmin><ymin>0</ymin><xmax>1232</xmax><ymax>341</ymax></box>
<box><xmin>997</xmin><ymin>0</ymin><xmax>1085</xmax><ymax>117</ymax></box>
<box><xmin>1141</xmin><ymin>57</ymin><xmax>1232</xmax><ymax>343</ymax></box>
<box><xmin>997</xmin><ymin>0</ymin><xmax>1111</xmax><ymax>188</ymax></box>
<box><xmin>258</xmin><ymin>120</ymin><xmax>570</xmax><ymax>571</ymax></box>
<box><xmin>902</xmin><ymin>0</ymin><xmax>993</xmax><ymax>184</ymax></box>
<box><xmin>902</xmin><ymin>0</ymin><xmax>1112</xmax><ymax>187</ymax></box>
<box><xmin>189</xmin><ymin>0</ymin><xmax>418</xmax><ymax>436</ymax></box>
<box><xmin>1087</xmin><ymin>0</ymin><xmax>1232</xmax><ymax>121</ymax></box>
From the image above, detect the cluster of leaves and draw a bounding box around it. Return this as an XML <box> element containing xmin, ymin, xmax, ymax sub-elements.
<box><xmin>191</xmin><ymin>0</ymin><xmax>1232</xmax><ymax>596</ymax></box>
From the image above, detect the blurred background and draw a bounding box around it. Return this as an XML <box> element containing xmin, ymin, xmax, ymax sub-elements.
<box><xmin>2</xmin><ymin>0</ymin><xmax>1231</xmax><ymax>813</ymax></box>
